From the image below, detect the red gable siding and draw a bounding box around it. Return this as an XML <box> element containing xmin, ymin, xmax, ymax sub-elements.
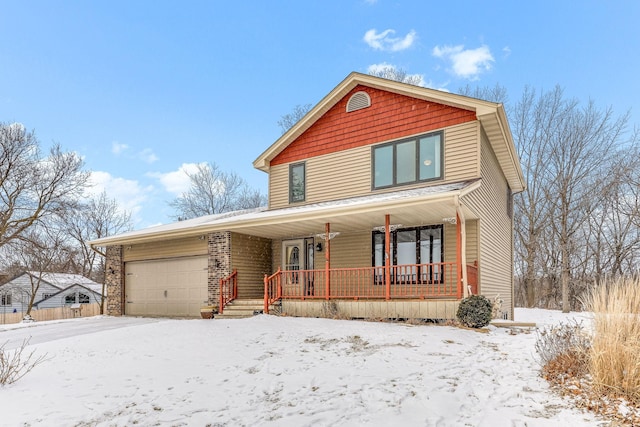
<box><xmin>271</xmin><ymin>85</ymin><xmax>476</xmax><ymax>166</ymax></box>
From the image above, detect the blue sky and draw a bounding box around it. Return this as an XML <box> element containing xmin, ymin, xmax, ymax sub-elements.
<box><xmin>1</xmin><ymin>1</ymin><xmax>638</xmax><ymax>229</ymax></box>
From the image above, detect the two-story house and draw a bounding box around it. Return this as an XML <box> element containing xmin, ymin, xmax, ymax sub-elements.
<box><xmin>90</xmin><ymin>72</ymin><xmax>525</xmax><ymax>320</ymax></box>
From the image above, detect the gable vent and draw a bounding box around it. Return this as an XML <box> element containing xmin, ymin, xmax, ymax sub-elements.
<box><xmin>346</xmin><ymin>91</ymin><xmax>371</xmax><ymax>112</ymax></box>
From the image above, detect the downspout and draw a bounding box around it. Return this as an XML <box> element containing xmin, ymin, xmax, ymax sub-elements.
<box><xmin>89</xmin><ymin>243</ymin><xmax>106</xmax><ymax>258</ymax></box>
<box><xmin>454</xmin><ymin>196</ymin><xmax>469</xmax><ymax>297</ymax></box>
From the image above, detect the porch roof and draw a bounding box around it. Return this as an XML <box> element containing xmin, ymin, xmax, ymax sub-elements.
<box><xmin>90</xmin><ymin>179</ymin><xmax>480</xmax><ymax>247</ymax></box>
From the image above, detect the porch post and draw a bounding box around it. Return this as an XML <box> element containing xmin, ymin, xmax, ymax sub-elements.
<box><xmin>456</xmin><ymin>212</ymin><xmax>463</xmax><ymax>299</ymax></box>
<box><xmin>385</xmin><ymin>214</ymin><xmax>391</xmax><ymax>300</ymax></box>
<box><xmin>325</xmin><ymin>222</ymin><xmax>331</xmax><ymax>300</ymax></box>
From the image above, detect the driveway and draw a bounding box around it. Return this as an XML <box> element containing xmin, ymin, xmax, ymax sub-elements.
<box><xmin>0</xmin><ymin>316</ymin><xmax>163</xmax><ymax>349</ymax></box>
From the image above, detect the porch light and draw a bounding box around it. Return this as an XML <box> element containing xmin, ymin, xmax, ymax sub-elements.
<box><xmin>442</xmin><ymin>217</ymin><xmax>457</xmax><ymax>225</ymax></box>
<box><xmin>315</xmin><ymin>243</ymin><xmax>323</xmax><ymax>252</ymax></box>
<box><xmin>316</xmin><ymin>232</ymin><xmax>340</xmax><ymax>241</ymax></box>
<box><xmin>372</xmin><ymin>224</ymin><xmax>403</xmax><ymax>232</ymax></box>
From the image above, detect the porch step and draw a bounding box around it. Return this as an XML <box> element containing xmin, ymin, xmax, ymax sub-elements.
<box><xmin>214</xmin><ymin>299</ymin><xmax>264</xmax><ymax>319</ymax></box>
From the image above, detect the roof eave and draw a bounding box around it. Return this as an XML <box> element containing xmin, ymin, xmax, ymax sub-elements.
<box><xmin>90</xmin><ymin>182</ymin><xmax>480</xmax><ymax>247</ymax></box>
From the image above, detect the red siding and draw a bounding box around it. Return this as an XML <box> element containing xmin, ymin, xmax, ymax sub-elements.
<box><xmin>271</xmin><ymin>85</ymin><xmax>477</xmax><ymax>166</ymax></box>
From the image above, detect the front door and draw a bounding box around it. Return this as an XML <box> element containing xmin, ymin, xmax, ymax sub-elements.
<box><xmin>282</xmin><ymin>239</ymin><xmax>315</xmax><ymax>296</ymax></box>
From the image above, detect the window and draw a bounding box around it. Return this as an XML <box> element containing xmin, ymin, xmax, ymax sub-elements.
<box><xmin>1</xmin><ymin>293</ymin><xmax>11</xmax><ymax>306</ymax></box>
<box><xmin>42</xmin><ymin>293</ymin><xmax>54</xmax><ymax>300</ymax></box>
<box><xmin>65</xmin><ymin>294</ymin><xmax>76</xmax><ymax>304</ymax></box>
<box><xmin>289</xmin><ymin>162</ymin><xmax>306</xmax><ymax>203</ymax></box>
<box><xmin>372</xmin><ymin>225</ymin><xmax>443</xmax><ymax>283</ymax></box>
<box><xmin>78</xmin><ymin>293</ymin><xmax>90</xmax><ymax>304</ymax></box>
<box><xmin>372</xmin><ymin>131</ymin><xmax>443</xmax><ymax>189</ymax></box>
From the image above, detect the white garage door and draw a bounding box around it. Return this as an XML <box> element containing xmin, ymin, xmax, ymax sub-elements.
<box><xmin>125</xmin><ymin>256</ymin><xmax>208</xmax><ymax>317</ymax></box>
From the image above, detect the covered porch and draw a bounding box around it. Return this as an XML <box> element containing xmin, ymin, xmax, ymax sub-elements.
<box><xmin>216</xmin><ymin>181</ymin><xmax>481</xmax><ymax>318</ymax></box>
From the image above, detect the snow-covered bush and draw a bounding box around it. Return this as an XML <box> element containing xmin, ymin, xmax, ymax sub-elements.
<box><xmin>456</xmin><ymin>295</ymin><xmax>493</xmax><ymax>328</ymax></box>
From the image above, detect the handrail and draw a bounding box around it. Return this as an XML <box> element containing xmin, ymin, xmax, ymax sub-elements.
<box><xmin>263</xmin><ymin>267</ymin><xmax>281</xmax><ymax>314</ymax></box>
<box><xmin>219</xmin><ymin>269</ymin><xmax>238</xmax><ymax>315</ymax></box>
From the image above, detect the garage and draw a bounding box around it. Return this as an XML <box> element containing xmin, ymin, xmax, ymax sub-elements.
<box><xmin>125</xmin><ymin>256</ymin><xmax>208</xmax><ymax>317</ymax></box>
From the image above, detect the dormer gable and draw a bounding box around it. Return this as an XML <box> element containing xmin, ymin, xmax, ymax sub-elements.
<box><xmin>254</xmin><ymin>72</ymin><xmax>525</xmax><ymax>193</ymax></box>
<box><xmin>270</xmin><ymin>85</ymin><xmax>476</xmax><ymax>167</ymax></box>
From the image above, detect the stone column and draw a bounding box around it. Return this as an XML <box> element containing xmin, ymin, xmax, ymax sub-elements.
<box><xmin>208</xmin><ymin>232</ymin><xmax>231</xmax><ymax>306</ymax></box>
<box><xmin>105</xmin><ymin>245</ymin><xmax>124</xmax><ymax>316</ymax></box>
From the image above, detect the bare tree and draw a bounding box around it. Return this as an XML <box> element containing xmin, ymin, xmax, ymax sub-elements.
<box><xmin>547</xmin><ymin>98</ymin><xmax>630</xmax><ymax>312</ymax></box>
<box><xmin>458</xmin><ymin>83</ymin><xmax>509</xmax><ymax>104</ymax></box>
<box><xmin>508</xmin><ymin>87</ymin><xmax>635</xmax><ymax>311</ymax></box>
<box><xmin>278</xmin><ymin>104</ymin><xmax>312</xmax><ymax>134</ymax></box>
<box><xmin>367</xmin><ymin>65</ymin><xmax>424</xmax><ymax>86</ymax></box>
<box><xmin>6</xmin><ymin>227</ymin><xmax>69</xmax><ymax>317</ymax></box>
<box><xmin>169</xmin><ymin>163</ymin><xmax>266</xmax><ymax>220</ymax></box>
<box><xmin>64</xmin><ymin>192</ymin><xmax>132</xmax><ymax>312</ymax></box>
<box><xmin>0</xmin><ymin>123</ymin><xmax>88</xmax><ymax>248</ymax></box>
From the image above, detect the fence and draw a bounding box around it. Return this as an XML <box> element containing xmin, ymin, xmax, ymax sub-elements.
<box><xmin>0</xmin><ymin>303</ymin><xmax>102</xmax><ymax>325</ymax></box>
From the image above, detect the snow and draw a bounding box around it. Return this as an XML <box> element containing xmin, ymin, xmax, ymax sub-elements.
<box><xmin>0</xmin><ymin>309</ymin><xmax>601</xmax><ymax>426</ymax></box>
<box><xmin>27</xmin><ymin>271</ymin><xmax>101</xmax><ymax>289</ymax></box>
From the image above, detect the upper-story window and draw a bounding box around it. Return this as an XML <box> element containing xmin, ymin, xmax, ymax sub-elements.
<box><xmin>372</xmin><ymin>131</ymin><xmax>443</xmax><ymax>189</ymax></box>
<box><xmin>289</xmin><ymin>162</ymin><xmax>306</xmax><ymax>203</ymax></box>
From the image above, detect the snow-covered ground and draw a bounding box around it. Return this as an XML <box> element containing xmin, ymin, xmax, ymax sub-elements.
<box><xmin>1</xmin><ymin>309</ymin><xmax>602</xmax><ymax>426</ymax></box>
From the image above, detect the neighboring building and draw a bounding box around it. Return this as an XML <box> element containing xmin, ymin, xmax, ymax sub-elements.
<box><xmin>34</xmin><ymin>283</ymin><xmax>103</xmax><ymax>309</ymax></box>
<box><xmin>0</xmin><ymin>272</ymin><xmax>102</xmax><ymax>313</ymax></box>
<box><xmin>90</xmin><ymin>72</ymin><xmax>525</xmax><ymax>320</ymax></box>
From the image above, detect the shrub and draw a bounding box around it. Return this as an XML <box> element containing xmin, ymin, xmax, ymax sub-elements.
<box><xmin>535</xmin><ymin>320</ymin><xmax>591</xmax><ymax>382</ymax></box>
<box><xmin>0</xmin><ymin>338</ymin><xmax>47</xmax><ymax>386</ymax></box>
<box><xmin>582</xmin><ymin>278</ymin><xmax>640</xmax><ymax>404</ymax></box>
<box><xmin>456</xmin><ymin>295</ymin><xmax>493</xmax><ymax>328</ymax></box>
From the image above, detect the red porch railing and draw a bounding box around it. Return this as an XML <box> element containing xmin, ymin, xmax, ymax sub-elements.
<box><xmin>264</xmin><ymin>268</ymin><xmax>282</xmax><ymax>313</ymax></box>
<box><xmin>219</xmin><ymin>270</ymin><xmax>238</xmax><ymax>315</ymax></box>
<box><xmin>263</xmin><ymin>263</ymin><xmax>460</xmax><ymax>314</ymax></box>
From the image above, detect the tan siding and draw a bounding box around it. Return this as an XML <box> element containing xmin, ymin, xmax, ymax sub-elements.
<box><xmin>271</xmin><ymin>239</ymin><xmax>282</xmax><ymax>272</ymax></box>
<box><xmin>123</xmin><ymin>237</ymin><xmax>207</xmax><ymax>262</ymax></box>
<box><xmin>465</xmin><ymin>220</ymin><xmax>479</xmax><ymax>265</ymax></box>
<box><xmin>230</xmin><ymin>233</ymin><xmax>272</xmax><ymax>298</ymax></box>
<box><xmin>269</xmin><ymin>165</ymin><xmax>289</xmax><ymax>209</ymax></box>
<box><xmin>326</xmin><ymin>231</ymin><xmax>371</xmax><ymax>268</ymax></box>
<box><xmin>268</xmin><ymin>121</ymin><xmax>481</xmax><ymax>209</ymax></box>
<box><xmin>444</xmin><ymin>121</ymin><xmax>481</xmax><ymax>182</ymax></box>
<box><xmin>306</xmin><ymin>148</ymin><xmax>371</xmax><ymax>205</ymax></box>
<box><xmin>462</xmin><ymin>129</ymin><xmax>513</xmax><ymax>318</ymax></box>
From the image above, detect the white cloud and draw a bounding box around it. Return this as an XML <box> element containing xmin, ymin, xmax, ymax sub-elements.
<box><xmin>432</xmin><ymin>44</ymin><xmax>494</xmax><ymax>80</ymax></box>
<box><xmin>502</xmin><ymin>46</ymin><xmax>512</xmax><ymax>58</ymax></box>
<box><xmin>111</xmin><ymin>141</ymin><xmax>129</xmax><ymax>155</ymax></box>
<box><xmin>86</xmin><ymin>171</ymin><xmax>152</xmax><ymax>218</ymax></box>
<box><xmin>363</xmin><ymin>29</ymin><xmax>416</xmax><ymax>52</ymax></box>
<box><xmin>148</xmin><ymin>162</ymin><xmax>203</xmax><ymax>196</ymax></box>
<box><xmin>138</xmin><ymin>148</ymin><xmax>159</xmax><ymax>164</ymax></box>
